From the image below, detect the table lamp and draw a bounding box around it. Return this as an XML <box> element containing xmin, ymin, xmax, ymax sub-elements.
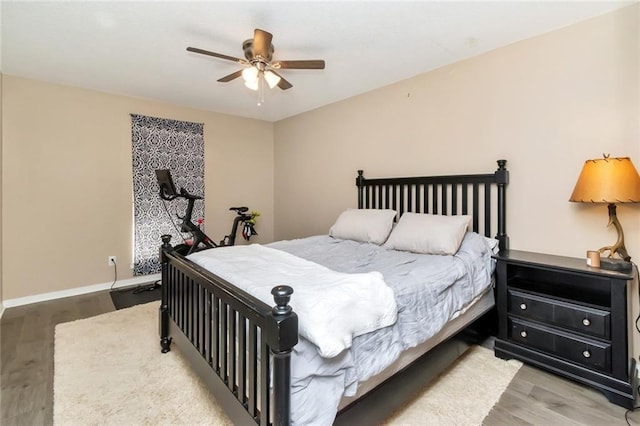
<box><xmin>569</xmin><ymin>155</ymin><xmax>640</xmax><ymax>271</ymax></box>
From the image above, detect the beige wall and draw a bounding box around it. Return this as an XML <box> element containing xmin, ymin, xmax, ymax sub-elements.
<box><xmin>2</xmin><ymin>76</ymin><xmax>274</xmax><ymax>300</ymax></box>
<box><xmin>274</xmin><ymin>5</ymin><xmax>640</xmax><ymax>262</ymax></box>
<box><xmin>0</xmin><ymin>72</ymin><xmax>3</xmax><ymax>306</ymax></box>
<box><xmin>0</xmin><ymin>1</ymin><xmax>4</xmax><ymax>307</ymax></box>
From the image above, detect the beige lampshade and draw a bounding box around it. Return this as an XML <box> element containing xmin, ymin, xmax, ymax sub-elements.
<box><xmin>569</xmin><ymin>156</ymin><xmax>640</xmax><ymax>203</ymax></box>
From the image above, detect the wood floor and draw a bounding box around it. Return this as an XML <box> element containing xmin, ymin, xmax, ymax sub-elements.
<box><xmin>1</xmin><ymin>291</ymin><xmax>639</xmax><ymax>426</ymax></box>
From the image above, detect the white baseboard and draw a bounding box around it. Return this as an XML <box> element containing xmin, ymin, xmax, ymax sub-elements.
<box><xmin>1</xmin><ymin>274</ymin><xmax>161</xmax><ymax>308</ymax></box>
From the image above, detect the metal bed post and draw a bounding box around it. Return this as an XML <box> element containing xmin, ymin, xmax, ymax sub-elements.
<box><xmin>159</xmin><ymin>234</ymin><xmax>173</xmax><ymax>353</ymax></box>
<box><xmin>356</xmin><ymin>170</ymin><xmax>365</xmax><ymax>209</ymax></box>
<box><xmin>494</xmin><ymin>160</ymin><xmax>509</xmax><ymax>251</ymax></box>
<box><xmin>268</xmin><ymin>286</ymin><xmax>298</xmax><ymax>426</ymax></box>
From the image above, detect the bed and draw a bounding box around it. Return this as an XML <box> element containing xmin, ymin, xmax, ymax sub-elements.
<box><xmin>158</xmin><ymin>159</ymin><xmax>509</xmax><ymax>425</ymax></box>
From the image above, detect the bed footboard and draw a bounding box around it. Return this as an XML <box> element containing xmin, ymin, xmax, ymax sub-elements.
<box><xmin>159</xmin><ymin>235</ymin><xmax>298</xmax><ymax>426</ymax></box>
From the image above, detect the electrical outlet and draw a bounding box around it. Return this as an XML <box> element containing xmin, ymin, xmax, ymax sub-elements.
<box><xmin>108</xmin><ymin>256</ymin><xmax>117</xmax><ymax>266</ymax></box>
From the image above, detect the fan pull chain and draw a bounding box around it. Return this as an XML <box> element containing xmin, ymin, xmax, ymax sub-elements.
<box><xmin>257</xmin><ymin>75</ymin><xmax>265</xmax><ymax>106</ymax></box>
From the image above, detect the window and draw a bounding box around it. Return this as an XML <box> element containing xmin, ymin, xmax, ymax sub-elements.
<box><xmin>131</xmin><ymin>114</ymin><xmax>204</xmax><ymax>275</ymax></box>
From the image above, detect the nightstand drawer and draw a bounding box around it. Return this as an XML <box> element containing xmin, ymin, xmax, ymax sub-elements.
<box><xmin>508</xmin><ymin>318</ymin><xmax>611</xmax><ymax>373</ymax></box>
<box><xmin>508</xmin><ymin>289</ymin><xmax>610</xmax><ymax>339</ymax></box>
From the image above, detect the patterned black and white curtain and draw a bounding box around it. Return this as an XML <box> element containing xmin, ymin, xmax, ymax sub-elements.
<box><xmin>131</xmin><ymin>114</ymin><xmax>204</xmax><ymax>275</ymax></box>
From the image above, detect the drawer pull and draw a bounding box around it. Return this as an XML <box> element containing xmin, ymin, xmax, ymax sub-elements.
<box><xmin>582</xmin><ymin>318</ymin><xmax>591</xmax><ymax>327</ymax></box>
<box><xmin>520</xmin><ymin>303</ymin><xmax>527</xmax><ymax>310</ymax></box>
<box><xmin>520</xmin><ymin>330</ymin><xmax>528</xmax><ymax>338</ymax></box>
<box><xmin>583</xmin><ymin>350</ymin><xmax>591</xmax><ymax>358</ymax></box>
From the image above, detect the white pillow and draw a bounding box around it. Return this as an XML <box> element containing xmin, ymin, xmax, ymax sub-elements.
<box><xmin>484</xmin><ymin>237</ymin><xmax>501</xmax><ymax>255</ymax></box>
<box><xmin>383</xmin><ymin>213</ymin><xmax>471</xmax><ymax>255</ymax></box>
<box><xmin>329</xmin><ymin>209</ymin><xmax>397</xmax><ymax>245</ymax></box>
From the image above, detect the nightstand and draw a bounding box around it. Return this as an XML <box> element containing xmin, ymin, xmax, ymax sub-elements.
<box><xmin>493</xmin><ymin>250</ymin><xmax>637</xmax><ymax>408</ymax></box>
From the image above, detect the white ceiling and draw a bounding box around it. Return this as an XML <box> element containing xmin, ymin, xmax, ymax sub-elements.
<box><xmin>1</xmin><ymin>1</ymin><xmax>634</xmax><ymax>122</ymax></box>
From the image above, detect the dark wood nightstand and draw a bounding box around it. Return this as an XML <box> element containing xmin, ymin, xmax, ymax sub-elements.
<box><xmin>493</xmin><ymin>250</ymin><xmax>637</xmax><ymax>408</ymax></box>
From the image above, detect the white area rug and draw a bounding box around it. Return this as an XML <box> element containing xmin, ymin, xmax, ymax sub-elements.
<box><xmin>54</xmin><ymin>302</ymin><xmax>521</xmax><ymax>425</ymax></box>
<box><xmin>384</xmin><ymin>341</ymin><xmax>522</xmax><ymax>425</ymax></box>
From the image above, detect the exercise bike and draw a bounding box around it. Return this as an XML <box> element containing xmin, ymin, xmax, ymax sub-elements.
<box><xmin>155</xmin><ymin>169</ymin><xmax>258</xmax><ymax>255</ymax></box>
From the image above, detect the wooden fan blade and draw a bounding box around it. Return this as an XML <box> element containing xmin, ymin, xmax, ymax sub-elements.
<box><xmin>270</xmin><ymin>71</ymin><xmax>293</xmax><ymax>90</ymax></box>
<box><xmin>187</xmin><ymin>47</ymin><xmax>243</xmax><ymax>63</ymax></box>
<box><xmin>274</xmin><ymin>60</ymin><xmax>325</xmax><ymax>70</ymax></box>
<box><xmin>217</xmin><ymin>70</ymin><xmax>243</xmax><ymax>82</ymax></box>
<box><xmin>253</xmin><ymin>29</ymin><xmax>273</xmax><ymax>59</ymax></box>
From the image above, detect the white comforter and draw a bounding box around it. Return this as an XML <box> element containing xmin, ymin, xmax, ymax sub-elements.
<box><xmin>188</xmin><ymin>244</ymin><xmax>397</xmax><ymax>358</ymax></box>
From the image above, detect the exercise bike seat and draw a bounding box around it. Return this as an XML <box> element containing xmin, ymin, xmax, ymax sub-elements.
<box><xmin>229</xmin><ymin>206</ymin><xmax>249</xmax><ymax>213</ymax></box>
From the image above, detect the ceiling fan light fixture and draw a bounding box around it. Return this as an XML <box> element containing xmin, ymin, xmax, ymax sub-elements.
<box><xmin>242</xmin><ymin>67</ymin><xmax>259</xmax><ymax>90</ymax></box>
<box><xmin>244</xmin><ymin>78</ymin><xmax>259</xmax><ymax>91</ymax></box>
<box><xmin>264</xmin><ymin>70</ymin><xmax>281</xmax><ymax>89</ymax></box>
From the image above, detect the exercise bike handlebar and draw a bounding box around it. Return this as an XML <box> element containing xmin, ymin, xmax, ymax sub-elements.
<box><xmin>158</xmin><ymin>186</ymin><xmax>177</xmax><ymax>201</ymax></box>
<box><xmin>159</xmin><ymin>187</ymin><xmax>201</xmax><ymax>201</ymax></box>
<box><xmin>156</xmin><ymin>169</ymin><xmax>202</xmax><ymax>202</ymax></box>
<box><xmin>180</xmin><ymin>187</ymin><xmax>203</xmax><ymax>201</ymax></box>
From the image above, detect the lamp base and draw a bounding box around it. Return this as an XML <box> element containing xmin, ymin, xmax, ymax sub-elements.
<box><xmin>600</xmin><ymin>257</ymin><xmax>633</xmax><ymax>272</ymax></box>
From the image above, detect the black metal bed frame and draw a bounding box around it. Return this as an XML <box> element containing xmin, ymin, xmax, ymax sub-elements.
<box><xmin>159</xmin><ymin>160</ymin><xmax>509</xmax><ymax>426</ymax></box>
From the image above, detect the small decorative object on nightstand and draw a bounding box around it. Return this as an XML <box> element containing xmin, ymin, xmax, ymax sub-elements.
<box><xmin>569</xmin><ymin>155</ymin><xmax>640</xmax><ymax>272</ymax></box>
<box><xmin>494</xmin><ymin>250</ymin><xmax>636</xmax><ymax>408</ymax></box>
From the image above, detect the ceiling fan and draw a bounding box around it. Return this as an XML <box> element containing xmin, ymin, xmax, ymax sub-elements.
<box><xmin>187</xmin><ymin>28</ymin><xmax>325</xmax><ymax>92</ymax></box>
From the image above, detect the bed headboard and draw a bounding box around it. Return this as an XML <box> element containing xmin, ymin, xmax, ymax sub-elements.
<box><xmin>356</xmin><ymin>159</ymin><xmax>509</xmax><ymax>251</ymax></box>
